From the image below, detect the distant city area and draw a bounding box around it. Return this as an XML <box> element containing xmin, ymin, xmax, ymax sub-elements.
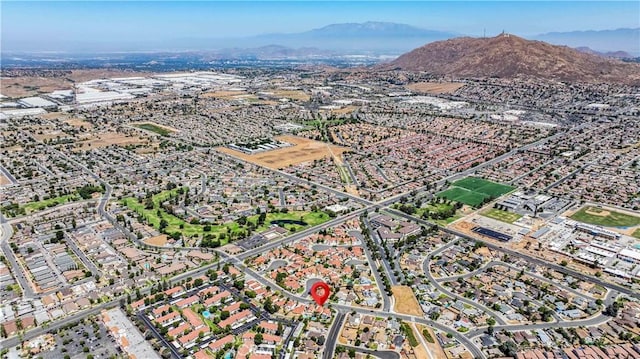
<box><xmin>1</xmin><ymin>2</ymin><xmax>640</xmax><ymax>359</ymax></box>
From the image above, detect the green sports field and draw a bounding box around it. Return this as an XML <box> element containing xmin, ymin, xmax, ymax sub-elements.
<box><xmin>437</xmin><ymin>177</ymin><xmax>515</xmax><ymax>207</ymax></box>
<box><xmin>570</xmin><ymin>206</ymin><xmax>640</xmax><ymax>228</ymax></box>
<box><xmin>481</xmin><ymin>208</ymin><xmax>522</xmax><ymax>224</ymax></box>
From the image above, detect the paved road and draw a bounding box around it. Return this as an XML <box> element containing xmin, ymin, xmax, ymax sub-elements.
<box><xmin>323</xmin><ymin>311</ymin><xmax>345</xmax><ymax>359</ymax></box>
<box><xmin>422</xmin><ymin>250</ymin><xmax>508</xmax><ymax>326</ymax></box>
<box><xmin>0</xmin><ymin>299</ymin><xmax>119</xmax><ymax>348</ymax></box>
<box><xmin>337</xmin><ymin>345</ymin><xmax>400</xmax><ymax>359</ymax></box>
<box><xmin>64</xmin><ymin>231</ymin><xmax>102</xmax><ymax>277</ymax></box>
<box><xmin>349</xmin><ymin>230</ymin><xmax>391</xmax><ymax>311</ymax></box>
<box><xmin>363</xmin><ymin>216</ymin><xmax>399</xmax><ymax>286</ymax></box>
<box><xmin>0</xmin><ymin>213</ymin><xmax>35</xmax><ymax>298</ymax></box>
<box><xmin>334</xmin><ymin>304</ymin><xmax>486</xmax><ymax>359</ymax></box>
<box><xmin>438</xmin><ymin>260</ymin><xmax>598</xmax><ymax>302</ymax></box>
<box><xmin>138</xmin><ymin>311</ymin><xmax>182</xmax><ymax>359</ymax></box>
<box><xmin>0</xmin><ymin>165</ymin><xmax>17</xmax><ymax>184</ymax></box>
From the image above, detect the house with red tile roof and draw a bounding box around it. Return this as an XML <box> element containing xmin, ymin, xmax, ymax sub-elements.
<box><xmin>175</xmin><ymin>295</ymin><xmax>199</xmax><ymax>309</ymax></box>
<box><xmin>259</xmin><ymin>321</ymin><xmax>278</xmax><ymax>334</ymax></box>
<box><xmin>164</xmin><ymin>286</ymin><xmax>185</xmax><ymax>298</ymax></box>
<box><xmin>222</xmin><ymin>302</ymin><xmax>242</xmax><ymax>314</ymax></box>
<box><xmin>218</xmin><ymin>309</ymin><xmax>253</xmax><ymax>329</ymax></box>
<box><xmin>208</xmin><ymin>334</ymin><xmax>234</xmax><ymax>353</ymax></box>
<box><xmin>182</xmin><ymin>308</ymin><xmax>205</xmax><ymax>329</ymax></box>
<box><xmin>198</xmin><ymin>286</ymin><xmax>219</xmax><ymax>298</ymax></box>
<box><xmin>204</xmin><ymin>290</ymin><xmax>231</xmax><ymax>307</ymax></box>
<box><xmin>154</xmin><ymin>311</ymin><xmax>180</xmax><ymax>327</ymax></box>
<box><xmin>168</xmin><ymin>322</ymin><xmax>192</xmax><ymax>339</ymax></box>
<box><xmin>152</xmin><ymin>304</ymin><xmax>171</xmax><ymax>317</ymax></box>
<box><xmin>178</xmin><ymin>327</ymin><xmax>209</xmax><ymax>348</ymax></box>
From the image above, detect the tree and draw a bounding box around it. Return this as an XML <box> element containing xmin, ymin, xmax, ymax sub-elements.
<box><xmin>254</xmin><ymin>332</ymin><xmax>263</xmax><ymax>345</ymax></box>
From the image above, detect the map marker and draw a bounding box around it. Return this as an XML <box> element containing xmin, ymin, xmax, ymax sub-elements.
<box><xmin>310</xmin><ymin>281</ymin><xmax>330</xmax><ymax>306</ymax></box>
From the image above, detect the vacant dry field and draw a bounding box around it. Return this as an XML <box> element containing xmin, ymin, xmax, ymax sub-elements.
<box><xmin>1</xmin><ymin>69</ymin><xmax>151</xmax><ymax>98</ymax></box>
<box><xmin>64</xmin><ymin>118</ymin><xmax>93</xmax><ymax>129</ymax></box>
<box><xmin>217</xmin><ymin>135</ymin><xmax>349</xmax><ymax>169</ymax></box>
<box><xmin>272</xmin><ymin>89</ymin><xmax>310</xmax><ymax>101</ymax></box>
<box><xmin>0</xmin><ymin>175</ymin><xmax>11</xmax><ymax>185</ymax></box>
<box><xmin>406</xmin><ymin>82</ymin><xmax>465</xmax><ymax>94</ymax></box>
<box><xmin>325</xmin><ymin>105</ymin><xmax>359</xmax><ymax>115</ymax></box>
<box><xmin>417</xmin><ymin>324</ymin><xmax>448</xmax><ymax>359</ymax></box>
<box><xmin>145</xmin><ymin>235</ymin><xmax>168</xmax><ymax>246</ymax></box>
<box><xmin>201</xmin><ymin>90</ymin><xmax>247</xmax><ymax>99</ymax></box>
<box><xmin>30</xmin><ymin>126</ymin><xmax>69</xmax><ymax>142</ymax></box>
<box><xmin>392</xmin><ymin>285</ymin><xmax>423</xmax><ymax>316</ymax></box>
<box><xmin>74</xmin><ymin>132</ymin><xmax>148</xmax><ymax>150</ymax></box>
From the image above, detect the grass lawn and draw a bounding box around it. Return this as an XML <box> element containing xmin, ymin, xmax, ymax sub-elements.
<box><xmin>570</xmin><ymin>206</ymin><xmax>640</xmax><ymax>228</ymax></box>
<box><xmin>437</xmin><ymin>177</ymin><xmax>514</xmax><ymax>207</ymax></box>
<box><xmin>453</xmin><ymin>177</ymin><xmax>515</xmax><ymax>198</ymax></box>
<box><xmin>633</xmin><ymin>229</ymin><xmax>640</xmax><ymax>239</ymax></box>
<box><xmin>122</xmin><ymin>189</ymin><xmax>331</xmax><ymax>243</ymax></box>
<box><xmin>415</xmin><ymin>202</ymin><xmax>463</xmax><ymax>226</ymax></box>
<box><xmin>481</xmin><ymin>208</ymin><xmax>523</xmax><ymax>224</ymax></box>
<box><xmin>134</xmin><ymin>123</ymin><xmax>172</xmax><ymax>136</ymax></box>
<box><xmin>23</xmin><ymin>194</ymin><xmax>81</xmax><ymax>214</ymax></box>
<box><xmin>416</xmin><ymin>203</ymin><xmax>454</xmax><ymax>217</ymax></box>
<box><xmin>437</xmin><ymin>187</ymin><xmax>488</xmax><ymax>207</ymax></box>
<box><xmin>401</xmin><ymin>322</ymin><xmax>419</xmax><ymax>347</ymax></box>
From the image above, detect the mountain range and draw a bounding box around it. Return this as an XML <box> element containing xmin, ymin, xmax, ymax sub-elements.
<box><xmin>5</xmin><ymin>22</ymin><xmax>637</xmax><ymax>57</ymax></box>
<box><xmin>384</xmin><ymin>34</ymin><xmax>640</xmax><ymax>84</ymax></box>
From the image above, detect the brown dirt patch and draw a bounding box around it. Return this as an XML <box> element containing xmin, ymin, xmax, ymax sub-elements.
<box><xmin>392</xmin><ymin>285</ymin><xmax>423</xmax><ymax>316</ymax></box>
<box><xmin>327</xmin><ymin>105</ymin><xmax>359</xmax><ymax>115</ymax></box>
<box><xmin>344</xmin><ymin>185</ymin><xmax>360</xmax><ymax>196</ymax></box>
<box><xmin>74</xmin><ymin>132</ymin><xmax>148</xmax><ymax>150</ymax></box>
<box><xmin>584</xmin><ymin>208</ymin><xmax>611</xmax><ymax>217</ymax></box>
<box><xmin>145</xmin><ymin>235</ymin><xmax>168</xmax><ymax>246</ymax></box>
<box><xmin>417</xmin><ymin>324</ymin><xmax>447</xmax><ymax>359</ymax></box>
<box><xmin>474</xmin><ymin>246</ymin><xmax>491</xmax><ymax>257</ymax></box>
<box><xmin>406</xmin><ymin>82</ymin><xmax>465</xmax><ymax>94</ymax></box>
<box><xmin>272</xmin><ymin>90</ymin><xmax>310</xmax><ymax>101</ymax></box>
<box><xmin>201</xmin><ymin>90</ymin><xmax>247</xmax><ymax>99</ymax></box>
<box><xmin>64</xmin><ymin>118</ymin><xmax>93</xmax><ymax>129</ymax></box>
<box><xmin>0</xmin><ymin>175</ymin><xmax>10</xmax><ymax>185</ymax></box>
<box><xmin>216</xmin><ymin>135</ymin><xmax>349</xmax><ymax>169</ymax></box>
<box><xmin>1</xmin><ymin>69</ymin><xmax>151</xmax><ymax>98</ymax></box>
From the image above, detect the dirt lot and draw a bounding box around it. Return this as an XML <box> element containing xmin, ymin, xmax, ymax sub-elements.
<box><xmin>392</xmin><ymin>285</ymin><xmax>423</xmax><ymax>316</ymax></box>
<box><xmin>272</xmin><ymin>90</ymin><xmax>310</xmax><ymax>101</ymax></box>
<box><xmin>73</xmin><ymin>132</ymin><xmax>149</xmax><ymax>151</ymax></box>
<box><xmin>64</xmin><ymin>118</ymin><xmax>93</xmax><ymax>129</ymax></box>
<box><xmin>324</xmin><ymin>105</ymin><xmax>359</xmax><ymax>115</ymax></box>
<box><xmin>216</xmin><ymin>135</ymin><xmax>349</xmax><ymax>169</ymax></box>
<box><xmin>1</xmin><ymin>69</ymin><xmax>151</xmax><ymax>98</ymax></box>
<box><xmin>406</xmin><ymin>82</ymin><xmax>465</xmax><ymax>94</ymax></box>
<box><xmin>201</xmin><ymin>90</ymin><xmax>247</xmax><ymax>99</ymax></box>
<box><xmin>145</xmin><ymin>235</ymin><xmax>167</xmax><ymax>246</ymax></box>
<box><xmin>417</xmin><ymin>324</ymin><xmax>448</xmax><ymax>359</ymax></box>
<box><xmin>0</xmin><ymin>175</ymin><xmax>11</xmax><ymax>185</ymax></box>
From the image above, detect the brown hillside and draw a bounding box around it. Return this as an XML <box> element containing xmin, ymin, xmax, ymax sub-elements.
<box><xmin>382</xmin><ymin>34</ymin><xmax>640</xmax><ymax>84</ymax></box>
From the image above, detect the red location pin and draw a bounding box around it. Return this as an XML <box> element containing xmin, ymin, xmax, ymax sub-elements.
<box><xmin>310</xmin><ymin>281</ymin><xmax>330</xmax><ymax>306</ymax></box>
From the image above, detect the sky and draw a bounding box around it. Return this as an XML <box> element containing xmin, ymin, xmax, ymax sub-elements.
<box><xmin>2</xmin><ymin>1</ymin><xmax>639</xmax><ymax>52</ymax></box>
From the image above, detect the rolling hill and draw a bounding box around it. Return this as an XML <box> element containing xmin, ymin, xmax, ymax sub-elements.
<box><xmin>383</xmin><ymin>33</ymin><xmax>640</xmax><ymax>84</ymax></box>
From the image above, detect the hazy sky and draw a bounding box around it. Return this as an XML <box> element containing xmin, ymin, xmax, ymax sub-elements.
<box><xmin>2</xmin><ymin>1</ymin><xmax>639</xmax><ymax>51</ymax></box>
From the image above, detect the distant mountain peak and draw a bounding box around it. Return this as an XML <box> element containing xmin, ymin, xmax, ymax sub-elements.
<box><xmin>382</xmin><ymin>35</ymin><xmax>640</xmax><ymax>84</ymax></box>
